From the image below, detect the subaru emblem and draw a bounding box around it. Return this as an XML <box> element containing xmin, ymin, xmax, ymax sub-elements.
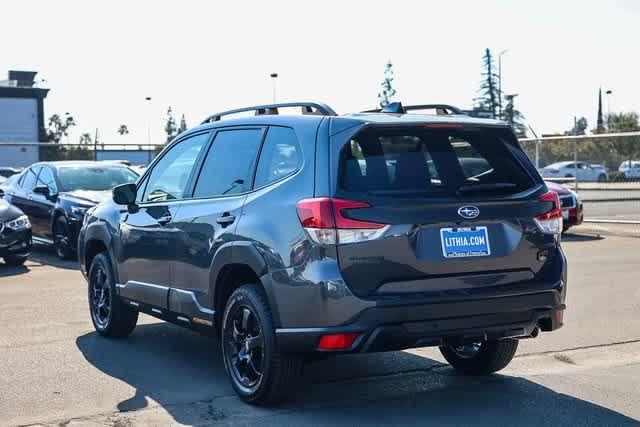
<box><xmin>458</xmin><ymin>206</ymin><xmax>480</xmax><ymax>219</ymax></box>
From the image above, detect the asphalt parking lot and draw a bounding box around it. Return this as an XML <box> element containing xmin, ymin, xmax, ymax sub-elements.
<box><xmin>1</xmin><ymin>234</ymin><xmax>639</xmax><ymax>426</ymax></box>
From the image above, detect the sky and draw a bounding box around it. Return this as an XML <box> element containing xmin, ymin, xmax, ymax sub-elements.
<box><xmin>2</xmin><ymin>0</ymin><xmax>639</xmax><ymax>144</ymax></box>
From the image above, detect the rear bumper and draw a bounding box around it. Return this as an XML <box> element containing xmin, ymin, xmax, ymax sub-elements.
<box><xmin>276</xmin><ymin>288</ymin><xmax>565</xmax><ymax>353</ymax></box>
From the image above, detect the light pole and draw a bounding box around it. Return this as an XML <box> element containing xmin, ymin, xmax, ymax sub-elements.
<box><xmin>605</xmin><ymin>89</ymin><xmax>613</xmax><ymax>118</ymax></box>
<box><xmin>270</xmin><ymin>73</ymin><xmax>278</xmax><ymax>103</ymax></box>
<box><xmin>145</xmin><ymin>97</ymin><xmax>152</xmax><ymax>163</ymax></box>
<box><xmin>498</xmin><ymin>50</ymin><xmax>508</xmax><ymax>118</ymax></box>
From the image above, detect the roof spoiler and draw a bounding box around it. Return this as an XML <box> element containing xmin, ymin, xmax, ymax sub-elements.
<box><xmin>362</xmin><ymin>103</ymin><xmax>467</xmax><ymax>116</ymax></box>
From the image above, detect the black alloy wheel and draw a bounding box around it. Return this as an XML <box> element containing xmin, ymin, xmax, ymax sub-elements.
<box><xmin>224</xmin><ymin>304</ymin><xmax>265</xmax><ymax>393</ymax></box>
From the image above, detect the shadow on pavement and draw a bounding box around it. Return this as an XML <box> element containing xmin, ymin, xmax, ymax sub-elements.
<box><xmin>28</xmin><ymin>244</ymin><xmax>78</xmax><ymax>270</ymax></box>
<box><xmin>561</xmin><ymin>232</ymin><xmax>605</xmax><ymax>242</ymax></box>
<box><xmin>76</xmin><ymin>323</ymin><xmax>637</xmax><ymax>426</ymax></box>
<box><xmin>0</xmin><ymin>262</ymin><xmax>29</xmax><ymax>277</ymax></box>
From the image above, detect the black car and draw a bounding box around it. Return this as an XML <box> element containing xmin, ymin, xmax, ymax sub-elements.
<box><xmin>78</xmin><ymin>102</ymin><xmax>567</xmax><ymax>404</ymax></box>
<box><xmin>0</xmin><ymin>198</ymin><xmax>32</xmax><ymax>265</ymax></box>
<box><xmin>3</xmin><ymin>161</ymin><xmax>138</xmax><ymax>259</ymax></box>
<box><xmin>0</xmin><ymin>167</ymin><xmax>23</xmax><ymax>178</ymax></box>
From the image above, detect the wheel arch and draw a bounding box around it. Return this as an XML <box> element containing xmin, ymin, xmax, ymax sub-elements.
<box><xmin>82</xmin><ymin>222</ymin><xmax>117</xmax><ymax>281</ymax></box>
<box><xmin>210</xmin><ymin>242</ymin><xmax>280</xmax><ymax>332</ymax></box>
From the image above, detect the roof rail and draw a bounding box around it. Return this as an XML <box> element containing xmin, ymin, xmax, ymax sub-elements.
<box><xmin>362</xmin><ymin>103</ymin><xmax>466</xmax><ymax>116</ymax></box>
<box><xmin>201</xmin><ymin>102</ymin><xmax>337</xmax><ymax>124</ymax></box>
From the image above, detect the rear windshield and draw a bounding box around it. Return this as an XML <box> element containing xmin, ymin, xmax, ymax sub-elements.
<box><xmin>338</xmin><ymin>127</ymin><xmax>535</xmax><ymax>197</ymax></box>
<box><xmin>58</xmin><ymin>166</ymin><xmax>139</xmax><ymax>192</ymax></box>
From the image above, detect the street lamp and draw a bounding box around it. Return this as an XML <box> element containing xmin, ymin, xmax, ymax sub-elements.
<box><xmin>605</xmin><ymin>89</ymin><xmax>613</xmax><ymax>117</ymax></box>
<box><xmin>145</xmin><ymin>97</ymin><xmax>152</xmax><ymax>163</ymax></box>
<box><xmin>498</xmin><ymin>50</ymin><xmax>508</xmax><ymax>118</ymax></box>
<box><xmin>270</xmin><ymin>73</ymin><xmax>278</xmax><ymax>103</ymax></box>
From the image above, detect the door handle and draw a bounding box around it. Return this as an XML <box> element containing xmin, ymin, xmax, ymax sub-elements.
<box><xmin>216</xmin><ymin>213</ymin><xmax>236</xmax><ymax>226</ymax></box>
<box><xmin>157</xmin><ymin>213</ymin><xmax>172</xmax><ymax>225</ymax></box>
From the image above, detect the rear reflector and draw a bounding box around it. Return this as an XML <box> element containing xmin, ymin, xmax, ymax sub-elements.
<box><xmin>534</xmin><ymin>191</ymin><xmax>563</xmax><ymax>235</ymax></box>
<box><xmin>317</xmin><ymin>333</ymin><xmax>359</xmax><ymax>350</ymax></box>
<box><xmin>296</xmin><ymin>198</ymin><xmax>388</xmax><ymax>245</ymax></box>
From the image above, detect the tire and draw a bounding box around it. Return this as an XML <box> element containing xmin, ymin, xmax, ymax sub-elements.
<box><xmin>53</xmin><ymin>216</ymin><xmax>74</xmax><ymax>260</ymax></box>
<box><xmin>221</xmin><ymin>284</ymin><xmax>303</xmax><ymax>405</ymax></box>
<box><xmin>88</xmin><ymin>252</ymin><xmax>138</xmax><ymax>338</ymax></box>
<box><xmin>3</xmin><ymin>254</ymin><xmax>28</xmax><ymax>266</ymax></box>
<box><xmin>597</xmin><ymin>174</ymin><xmax>607</xmax><ymax>183</ymax></box>
<box><xmin>439</xmin><ymin>338</ymin><xmax>519</xmax><ymax>375</ymax></box>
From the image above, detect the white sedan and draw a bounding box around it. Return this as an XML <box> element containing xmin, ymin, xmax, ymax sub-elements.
<box><xmin>619</xmin><ymin>160</ymin><xmax>640</xmax><ymax>179</ymax></box>
<box><xmin>541</xmin><ymin>161</ymin><xmax>608</xmax><ymax>182</ymax></box>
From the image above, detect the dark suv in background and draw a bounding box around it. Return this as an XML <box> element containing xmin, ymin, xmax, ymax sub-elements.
<box><xmin>3</xmin><ymin>161</ymin><xmax>138</xmax><ymax>259</ymax></box>
<box><xmin>78</xmin><ymin>102</ymin><xmax>567</xmax><ymax>404</ymax></box>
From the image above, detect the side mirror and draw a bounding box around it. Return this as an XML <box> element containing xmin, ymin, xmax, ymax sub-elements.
<box><xmin>113</xmin><ymin>183</ymin><xmax>137</xmax><ymax>206</ymax></box>
<box><xmin>33</xmin><ymin>185</ymin><xmax>51</xmax><ymax>198</ymax></box>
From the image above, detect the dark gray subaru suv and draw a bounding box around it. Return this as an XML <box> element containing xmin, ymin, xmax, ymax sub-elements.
<box><xmin>78</xmin><ymin>102</ymin><xmax>567</xmax><ymax>404</ymax></box>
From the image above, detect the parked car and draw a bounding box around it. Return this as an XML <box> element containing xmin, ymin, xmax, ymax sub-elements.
<box><xmin>618</xmin><ymin>160</ymin><xmax>640</xmax><ymax>180</ymax></box>
<box><xmin>0</xmin><ymin>167</ymin><xmax>23</xmax><ymax>178</ymax></box>
<box><xmin>0</xmin><ymin>198</ymin><xmax>32</xmax><ymax>265</ymax></box>
<box><xmin>78</xmin><ymin>101</ymin><xmax>567</xmax><ymax>404</ymax></box>
<box><xmin>2</xmin><ymin>161</ymin><xmax>138</xmax><ymax>260</ymax></box>
<box><xmin>545</xmin><ymin>181</ymin><xmax>583</xmax><ymax>232</ymax></box>
<box><xmin>0</xmin><ymin>174</ymin><xmax>20</xmax><ymax>198</ymax></box>
<box><xmin>541</xmin><ymin>161</ymin><xmax>608</xmax><ymax>182</ymax></box>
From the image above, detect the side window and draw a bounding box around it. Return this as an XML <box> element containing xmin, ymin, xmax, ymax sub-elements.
<box><xmin>254</xmin><ymin>127</ymin><xmax>302</xmax><ymax>188</ymax></box>
<box><xmin>36</xmin><ymin>166</ymin><xmax>58</xmax><ymax>194</ymax></box>
<box><xmin>21</xmin><ymin>166</ymin><xmax>40</xmax><ymax>191</ymax></box>
<box><xmin>142</xmin><ymin>133</ymin><xmax>209</xmax><ymax>202</ymax></box>
<box><xmin>193</xmin><ymin>129</ymin><xmax>263</xmax><ymax>198</ymax></box>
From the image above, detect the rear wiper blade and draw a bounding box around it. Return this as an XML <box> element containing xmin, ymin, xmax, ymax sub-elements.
<box><xmin>456</xmin><ymin>182</ymin><xmax>516</xmax><ymax>195</ymax></box>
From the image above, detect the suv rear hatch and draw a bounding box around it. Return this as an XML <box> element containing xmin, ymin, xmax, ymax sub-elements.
<box><xmin>327</xmin><ymin>123</ymin><xmax>560</xmax><ymax>297</ymax></box>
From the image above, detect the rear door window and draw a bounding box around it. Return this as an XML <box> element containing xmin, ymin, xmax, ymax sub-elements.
<box><xmin>193</xmin><ymin>128</ymin><xmax>264</xmax><ymax>198</ymax></box>
<box><xmin>338</xmin><ymin>127</ymin><xmax>535</xmax><ymax>197</ymax></box>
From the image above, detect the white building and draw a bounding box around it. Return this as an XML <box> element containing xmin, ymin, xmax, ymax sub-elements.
<box><xmin>0</xmin><ymin>70</ymin><xmax>49</xmax><ymax>167</ymax></box>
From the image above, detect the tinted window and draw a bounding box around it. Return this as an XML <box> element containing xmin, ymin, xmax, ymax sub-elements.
<box><xmin>143</xmin><ymin>133</ymin><xmax>209</xmax><ymax>202</ymax></box>
<box><xmin>20</xmin><ymin>167</ymin><xmax>40</xmax><ymax>191</ymax></box>
<box><xmin>339</xmin><ymin>128</ymin><xmax>534</xmax><ymax>197</ymax></box>
<box><xmin>58</xmin><ymin>166</ymin><xmax>138</xmax><ymax>192</ymax></box>
<box><xmin>193</xmin><ymin>129</ymin><xmax>263</xmax><ymax>198</ymax></box>
<box><xmin>36</xmin><ymin>166</ymin><xmax>58</xmax><ymax>194</ymax></box>
<box><xmin>254</xmin><ymin>127</ymin><xmax>302</xmax><ymax>188</ymax></box>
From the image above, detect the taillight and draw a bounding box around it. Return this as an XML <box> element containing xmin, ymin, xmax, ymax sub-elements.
<box><xmin>296</xmin><ymin>198</ymin><xmax>388</xmax><ymax>245</ymax></box>
<box><xmin>317</xmin><ymin>333</ymin><xmax>359</xmax><ymax>350</ymax></box>
<box><xmin>534</xmin><ymin>191</ymin><xmax>563</xmax><ymax>235</ymax></box>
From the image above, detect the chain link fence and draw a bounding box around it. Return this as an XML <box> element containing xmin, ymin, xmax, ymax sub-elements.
<box><xmin>520</xmin><ymin>131</ymin><xmax>640</xmax><ymax>237</ymax></box>
<box><xmin>2</xmin><ymin>133</ymin><xmax>639</xmax><ymax>237</ymax></box>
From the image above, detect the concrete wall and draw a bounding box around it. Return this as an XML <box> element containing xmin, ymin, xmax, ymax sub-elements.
<box><xmin>95</xmin><ymin>150</ymin><xmax>156</xmax><ymax>165</ymax></box>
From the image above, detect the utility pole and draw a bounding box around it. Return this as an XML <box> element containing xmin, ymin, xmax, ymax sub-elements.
<box><xmin>498</xmin><ymin>50</ymin><xmax>508</xmax><ymax>119</ymax></box>
<box><xmin>573</xmin><ymin>116</ymin><xmax>578</xmax><ymax>192</ymax></box>
<box><xmin>145</xmin><ymin>97</ymin><xmax>152</xmax><ymax>164</ymax></box>
<box><xmin>270</xmin><ymin>73</ymin><xmax>278</xmax><ymax>103</ymax></box>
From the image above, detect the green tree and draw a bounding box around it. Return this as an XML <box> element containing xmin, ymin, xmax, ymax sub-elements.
<box><xmin>606</xmin><ymin>112</ymin><xmax>640</xmax><ymax>167</ymax></box>
<box><xmin>46</xmin><ymin>113</ymin><xmax>76</xmax><ymax>143</ymax></box>
<box><xmin>79</xmin><ymin>133</ymin><xmax>92</xmax><ymax>145</ymax></box>
<box><xmin>566</xmin><ymin>117</ymin><xmax>588</xmax><ymax>135</ymax></box>
<box><xmin>502</xmin><ymin>94</ymin><xmax>527</xmax><ymax>137</ymax></box>
<box><xmin>164</xmin><ymin>106</ymin><xmax>177</xmax><ymax>144</ymax></box>
<box><xmin>117</xmin><ymin>124</ymin><xmax>129</xmax><ymax>136</ymax></box>
<box><xmin>607</xmin><ymin>112</ymin><xmax>640</xmax><ymax>133</ymax></box>
<box><xmin>473</xmin><ymin>48</ymin><xmax>500</xmax><ymax>118</ymax></box>
<box><xmin>377</xmin><ymin>60</ymin><xmax>397</xmax><ymax>108</ymax></box>
<box><xmin>178</xmin><ymin>114</ymin><xmax>187</xmax><ymax>134</ymax></box>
